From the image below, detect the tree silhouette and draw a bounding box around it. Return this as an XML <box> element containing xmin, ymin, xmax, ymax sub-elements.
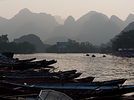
<box><xmin>111</xmin><ymin>30</ymin><xmax>134</xmax><ymax>51</ymax></box>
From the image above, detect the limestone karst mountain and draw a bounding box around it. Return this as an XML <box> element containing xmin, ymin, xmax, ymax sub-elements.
<box><xmin>75</xmin><ymin>11</ymin><xmax>122</xmax><ymax>44</ymax></box>
<box><xmin>0</xmin><ymin>9</ymin><xmax>134</xmax><ymax>45</ymax></box>
<box><xmin>46</xmin><ymin>11</ymin><xmax>134</xmax><ymax>45</ymax></box>
<box><xmin>122</xmin><ymin>22</ymin><xmax>134</xmax><ymax>32</ymax></box>
<box><xmin>1</xmin><ymin>8</ymin><xmax>59</xmax><ymax>41</ymax></box>
<box><xmin>125</xmin><ymin>14</ymin><xmax>134</xmax><ymax>27</ymax></box>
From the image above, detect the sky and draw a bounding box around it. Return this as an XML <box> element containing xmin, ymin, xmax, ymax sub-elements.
<box><xmin>0</xmin><ymin>0</ymin><xmax>134</xmax><ymax>20</ymax></box>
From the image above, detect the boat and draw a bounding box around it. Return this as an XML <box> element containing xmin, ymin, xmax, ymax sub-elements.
<box><xmin>38</xmin><ymin>90</ymin><xmax>73</xmax><ymax>100</ymax></box>
<box><xmin>59</xmin><ymin>72</ymin><xmax>82</xmax><ymax>80</ymax></box>
<box><xmin>74</xmin><ymin>76</ymin><xmax>95</xmax><ymax>83</ymax></box>
<box><xmin>92</xmin><ymin>55</ymin><xmax>96</xmax><ymax>57</ymax></box>
<box><xmin>33</xmin><ymin>59</ymin><xmax>57</xmax><ymax>65</ymax></box>
<box><xmin>86</xmin><ymin>54</ymin><xmax>89</xmax><ymax>56</ymax></box>
<box><xmin>0</xmin><ymin>68</ymin><xmax>125</xmax><ymax>85</ymax></box>
<box><xmin>0</xmin><ymin>80</ymin><xmax>133</xmax><ymax>100</ymax></box>
<box><xmin>0</xmin><ymin>73</ymin><xmax>82</xmax><ymax>84</ymax></box>
<box><xmin>0</xmin><ymin>89</ymin><xmax>73</xmax><ymax>100</ymax></box>
<box><xmin>0</xmin><ymin>59</ymin><xmax>57</xmax><ymax>70</ymax></box>
<box><xmin>0</xmin><ymin>77</ymin><xmax>126</xmax><ymax>87</ymax></box>
<box><xmin>93</xmin><ymin>78</ymin><xmax>127</xmax><ymax>86</ymax></box>
<box><xmin>16</xmin><ymin>58</ymin><xmax>36</xmax><ymax>63</ymax></box>
<box><xmin>58</xmin><ymin>70</ymin><xmax>77</xmax><ymax>75</ymax></box>
<box><xmin>0</xmin><ymin>69</ymin><xmax>79</xmax><ymax>78</ymax></box>
<box><xmin>102</xmin><ymin>55</ymin><xmax>106</xmax><ymax>57</ymax></box>
<box><xmin>33</xmin><ymin>78</ymin><xmax>126</xmax><ymax>87</ymax></box>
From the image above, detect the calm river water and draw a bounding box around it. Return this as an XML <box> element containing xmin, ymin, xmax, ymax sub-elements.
<box><xmin>15</xmin><ymin>53</ymin><xmax>134</xmax><ymax>84</ymax></box>
<box><xmin>15</xmin><ymin>53</ymin><xmax>134</xmax><ymax>99</ymax></box>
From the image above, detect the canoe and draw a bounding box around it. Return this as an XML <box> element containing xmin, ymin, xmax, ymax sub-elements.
<box><xmin>0</xmin><ymin>69</ymin><xmax>78</xmax><ymax>78</ymax></box>
<box><xmin>0</xmin><ymin>90</ymin><xmax>73</xmax><ymax>100</ymax></box>
<box><xmin>0</xmin><ymin>59</ymin><xmax>57</xmax><ymax>70</ymax></box>
<box><xmin>0</xmin><ymin>81</ymin><xmax>133</xmax><ymax>100</ymax></box>
<box><xmin>0</xmin><ymin>73</ymin><xmax>82</xmax><ymax>84</ymax></box>
<box><xmin>30</xmin><ymin>59</ymin><xmax>57</xmax><ymax>66</ymax></box>
<box><xmin>16</xmin><ymin>58</ymin><xmax>36</xmax><ymax>63</ymax></box>
<box><xmin>22</xmin><ymin>84</ymin><xmax>134</xmax><ymax>99</ymax></box>
<box><xmin>0</xmin><ymin>77</ymin><xmax>126</xmax><ymax>87</ymax></box>
<box><xmin>93</xmin><ymin>78</ymin><xmax>127</xmax><ymax>86</ymax></box>
<box><xmin>58</xmin><ymin>70</ymin><xmax>77</xmax><ymax>75</ymax></box>
<box><xmin>58</xmin><ymin>72</ymin><xmax>82</xmax><ymax>80</ymax></box>
<box><xmin>74</xmin><ymin>76</ymin><xmax>95</xmax><ymax>83</ymax></box>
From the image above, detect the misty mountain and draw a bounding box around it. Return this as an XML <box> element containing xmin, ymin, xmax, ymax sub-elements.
<box><xmin>122</xmin><ymin>22</ymin><xmax>134</xmax><ymax>32</ymax></box>
<box><xmin>54</xmin><ymin>16</ymin><xmax>76</xmax><ymax>37</ymax></box>
<box><xmin>0</xmin><ymin>17</ymin><xmax>8</xmax><ymax>33</ymax></box>
<box><xmin>110</xmin><ymin>15</ymin><xmax>125</xmax><ymax>31</ymax></box>
<box><xmin>125</xmin><ymin>14</ymin><xmax>134</xmax><ymax>27</ymax></box>
<box><xmin>75</xmin><ymin>11</ymin><xmax>122</xmax><ymax>44</ymax></box>
<box><xmin>14</xmin><ymin>34</ymin><xmax>46</xmax><ymax>52</ymax></box>
<box><xmin>44</xmin><ymin>36</ymin><xmax>68</xmax><ymax>44</ymax></box>
<box><xmin>45</xmin><ymin>16</ymin><xmax>76</xmax><ymax>44</ymax></box>
<box><xmin>1</xmin><ymin>8</ymin><xmax>59</xmax><ymax>41</ymax></box>
<box><xmin>0</xmin><ymin>9</ymin><xmax>134</xmax><ymax>45</ymax></box>
<box><xmin>47</xmin><ymin>11</ymin><xmax>134</xmax><ymax>45</ymax></box>
<box><xmin>0</xmin><ymin>17</ymin><xmax>8</xmax><ymax>25</ymax></box>
<box><xmin>54</xmin><ymin>16</ymin><xmax>64</xmax><ymax>25</ymax></box>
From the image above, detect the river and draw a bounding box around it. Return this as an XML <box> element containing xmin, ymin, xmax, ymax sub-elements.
<box><xmin>15</xmin><ymin>53</ymin><xmax>134</xmax><ymax>99</ymax></box>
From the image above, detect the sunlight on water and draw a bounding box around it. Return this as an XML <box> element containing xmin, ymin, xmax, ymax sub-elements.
<box><xmin>15</xmin><ymin>53</ymin><xmax>134</xmax><ymax>85</ymax></box>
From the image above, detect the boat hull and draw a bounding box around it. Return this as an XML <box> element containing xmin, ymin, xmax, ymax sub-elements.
<box><xmin>0</xmin><ymin>81</ymin><xmax>133</xmax><ymax>100</ymax></box>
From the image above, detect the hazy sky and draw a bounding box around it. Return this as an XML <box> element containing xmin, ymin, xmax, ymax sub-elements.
<box><xmin>0</xmin><ymin>0</ymin><xmax>134</xmax><ymax>20</ymax></box>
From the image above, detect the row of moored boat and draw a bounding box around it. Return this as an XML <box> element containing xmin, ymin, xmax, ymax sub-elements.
<box><xmin>0</xmin><ymin>53</ymin><xmax>134</xmax><ymax>100</ymax></box>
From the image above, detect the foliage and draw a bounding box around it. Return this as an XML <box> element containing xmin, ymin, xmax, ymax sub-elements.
<box><xmin>0</xmin><ymin>35</ymin><xmax>35</xmax><ymax>53</ymax></box>
<box><xmin>46</xmin><ymin>39</ymin><xmax>97</xmax><ymax>53</ymax></box>
<box><xmin>99</xmin><ymin>42</ymin><xmax>112</xmax><ymax>53</ymax></box>
<box><xmin>111</xmin><ymin>30</ymin><xmax>134</xmax><ymax>51</ymax></box>
<box><xmin>0</xmin><ymin>35</ymin><xmax>9</xmax><ymax>43</ymax></box>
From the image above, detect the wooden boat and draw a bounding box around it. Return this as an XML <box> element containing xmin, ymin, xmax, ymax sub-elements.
<box><xmin>0</xmin><ymin>67</ymin><xmax>125</xmax><ymax>85</ymax></box>
<box><xmin>0</xmin><ymin>90</ymin><xmax>73</xmax><ymax>100</ymax></box>
<box><xmin>31</xmin><ymin>59</ymin><xmax>57</xmax><ymax>66</ymax></box>
<box><xmin>86</xmin><ymin>54</ymin><xmax>89</xmax><ymax>56</ymax></box>
<box><xmin>102</xmin><ymin>55</ymin><xmax>106</xmax><ymax>57</ymax></box>
<box><xmin>0</xmin><ymin>69</ymin><xmax>78</xmax><ymax>78</ymax></box>
<box><xmin>57</xmin><ymin>70</ymin><xmax>77</xmax><ymax>75</ymax></box>
<box><xmin>23</xmin><ymin>69</ymin><xmax>77</xmax><ymax>76</ymax></box>
<box><xmin>38</xmin><ymin>90</ymin><xmax>73</xmax><ymax>100</ymax></box>
<box><xmin>74</xmin><ymin>76</ymin><xmax>95</xmax><ymax>83</ymax></box>
<box><xmin>0</xmin><ymin>74</ymin><xmax>126</xmax><ymax>86</ymax></box>
<box><xmin>92</xmin><ymin>55</ymin><xmax>96</xmax><ymax>57</ymax></box>
<box><xmin>0</xmin><ymin>80</ymin><xmax>133</xmax><ymax>100</ymax></box>
<box><xmin>0</xmin><ymin>76</ymin><xmax>61</xmax><ymax>84</ymax></box>
<box><xmin>0</xmin><ymin>59</ymin><xmax>57</xmax><ymax>70</ymax></box>
<box><xmin>93</xmin><ymin>78</ymin><xmax>127</xmax><ymax>86</ymax></box>
<box><xmin>0</xmin><ymin>72</ymin><xmax>82</xmax><ymax>84</ymax></box>
<box><xmin>33</xmin><ymin>78</ymin><xmax>126</xmax><ymax>87</ymax></box>
<box><xmin>58</xmin><ymin>72</ymin><xmax>82</xmax><ymax>80</ymax></box>
<box><xmin>16</xmin><ymin>58</ymin><xmax>36</xmax><ymax>63</ymax></box>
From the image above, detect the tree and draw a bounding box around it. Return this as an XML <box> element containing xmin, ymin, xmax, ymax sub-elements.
<box><xmin>0</xmin><ymin>34</ymin><xmax>9</xmax><ymax>43</ymax></box>
<box><xmin>46</xmin><ymin>39</ymin><xmax>98</xmax><ymax>53</ymax></box>
<box><xmin>111</xmin><ymin>30</ymin><xmax>134</xmax><ymax>51</ymax></box>
<box><xmin>0</xmin><ymin>34</ymin><xmax>35</xmax><ymax>53</ymax></box>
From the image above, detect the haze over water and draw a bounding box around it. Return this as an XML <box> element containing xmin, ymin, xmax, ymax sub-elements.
<box><xmin>15</xmin><ymin>53</ymin><xmax>134</xmax><ymax>85</ymax></box>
